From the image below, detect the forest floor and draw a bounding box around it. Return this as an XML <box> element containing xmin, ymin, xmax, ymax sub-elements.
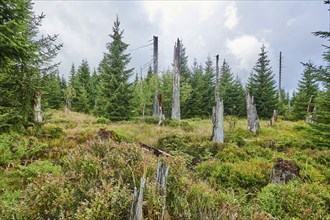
<box><xmin>0</xmin><ymin>110</ymin><xmax>329</xmax><ymax>219</ymax></box>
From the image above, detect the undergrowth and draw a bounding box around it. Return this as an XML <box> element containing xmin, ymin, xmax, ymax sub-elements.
<box><xmin>0</xmin><ymin>110</ymin><xmax>329</xmax><ymax>219</ymax></box>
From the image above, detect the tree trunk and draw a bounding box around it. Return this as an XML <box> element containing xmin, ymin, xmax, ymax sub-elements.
<box><xmin>157</xmin><ymin>94</ymin><xmax>165</xmax><ymax>125</ymax></box>
<box><xmin>171</xmin><ymin>38</ymin><xmax>180</xmax><ymax>120</ymax></box>
<box><xmin>153</xmin><ymin>36</ymin><xmax>159</xmax><ymax>117</ymax></box>
<box><xmin>212</xmin><ymin>55</ymin><xmax>224</xmax><ymax>143</ymax></box>
<box><xmin>34</xmin><ymin>92</ymin><xmax>42</xmax><ymax>124</ymax></box>
<box><xmin>246</xmin><ymin>92</ymin><xmax>260</xmax><ymax>134</ymax></box>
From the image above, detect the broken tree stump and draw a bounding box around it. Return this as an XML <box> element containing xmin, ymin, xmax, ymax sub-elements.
<box><xmin>246</xmin><ymin>92</ymin><xmax>260</xmax><ymax>135</ymax></box>
<box><xmin>34</xmin><ymin>92</ymin><xmax>43</xmax><ymax>124</ymax></box>
<box><xmin>270</xmin><ymin>158</ymin><xmax>300</xmax><ymax>184</ymax></box>
<box><xmin>268</xmin><ymin>109</ymin><xmax>278</xmax><ymax>126</ymax></box>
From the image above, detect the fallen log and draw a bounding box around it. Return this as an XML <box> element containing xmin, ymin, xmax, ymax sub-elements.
<box><xmin>140</xmin><ymin>142</ymin><xmax>171</xmax><ymax>157</ymax></box>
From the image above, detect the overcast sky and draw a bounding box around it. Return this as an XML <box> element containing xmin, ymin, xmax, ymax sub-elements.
<box><xmin>32</xmin><ymin>0</ymin><xmax>329</xmax><ymax>93</ymax></box>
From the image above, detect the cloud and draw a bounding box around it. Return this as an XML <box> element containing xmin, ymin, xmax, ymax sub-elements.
<box><xmin>226</xmin><ymin>35</ymin><xmax>269</xmax><ymax>72</ymax></box>
<box><xmin>224</xmin><ymin>3</ymin><xmax>239</xmax><ymax>30</ymax></box>
<box><xmin>286</xmin><ymin>17</ymin><xmax>297</xmax><ymax>26</ymax></box>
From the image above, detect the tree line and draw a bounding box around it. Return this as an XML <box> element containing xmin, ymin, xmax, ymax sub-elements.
<box><xmin>1</xmin><ymin>0</ymin><xmax>329</xmax><ymax>147</ymax></box>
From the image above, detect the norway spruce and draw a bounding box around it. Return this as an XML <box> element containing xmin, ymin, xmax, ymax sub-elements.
<box><xmin>291</xmin><ymin>61</ymin><xmax>319</xmax><ymax>120</ymax></box>
<box><xmin>219</xmin><ymin>60</ymin><xmax>246</xmax><ymax>116</ymax></box>
<box><xmin>97</xmin><ymin>16</ymin><xmax>134</xmax><ymax>120</ymax></box>
<box><xmin>247</xmin><ymin>45</ymin><xmax>277</xmax><ymax>119</ymax></box>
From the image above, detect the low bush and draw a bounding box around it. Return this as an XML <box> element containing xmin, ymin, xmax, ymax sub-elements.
<box><xmin>94</xmin><ymin>116</ymin><xmax>111</xmax><ymax>124</ymax></box>
<box><xmin>0</xmin><ymin>133</ymin><xmax>48</xmax><ymax>166</ymax></box>
<box><xmin>256</xmin><ymin>181</ymin><xmax>330</xmax><ymax>219</ymax></box>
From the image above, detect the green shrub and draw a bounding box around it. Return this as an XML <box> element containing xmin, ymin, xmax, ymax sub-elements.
<box><xmin>157</xmin><ymin>135</ymin><xmax>221</xmax><ymax>164</ymax></box>
<box><xmin>94</xmin><ymin>117</ymin><xmax>111</xmax><ymax>124</ymax></box>
<box><xmin>196</xmin><ymin>159</ymin><xmax>271</xmax><ymax>190</ymax></box>
<box><xmin>0</xmin><ymin>133</ymin><xmax>48</xmax><ymax>165</ymax></box>
<box><xmin>257</xmin><ymin>181</ymin><xmax>330</xmax><ymax>219</ymax></box>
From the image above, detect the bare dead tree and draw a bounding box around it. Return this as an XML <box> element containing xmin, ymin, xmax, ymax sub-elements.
<box><xmin>212</xmin><ymin>55</ymin><xmax>224</xmax><ymax>143</ymax></box>
<box><xmin>152</xmin><ymin>36</ymin><xmax>159</xmax><ymax>117</ymax></box>
<box><xmin>171</xmin><ymin>38</ymin><xmax>181</xmax><ymax>120</ymax></box>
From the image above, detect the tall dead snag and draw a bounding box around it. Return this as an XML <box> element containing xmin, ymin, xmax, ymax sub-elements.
<box><xmin>34</xmin><ymin>92</ymin><xmax>42</xmax><ymax>124</ymax></box>
<box><xmin>152</xmin><ymin>36</ymin><xmax>159</xmax><ymax>117</ymax></box>
<box><xmin>157</xmin><ymin>94</ymin><xmax>165</xmax><ymax>125</ymax></box>
<box><xmin>171</xmin><ymin>38</ymin><xmax>181</xmax><ymax>120</ymax></box>
<box><xmin>212</xmin><ymin>55</ymin><xmax>224</xmax><ymax>143</ymax></box>
<box><xmin>246</xmin><ymin>92</ymin><xmax>260</xmax><ymax>135</ymax></box>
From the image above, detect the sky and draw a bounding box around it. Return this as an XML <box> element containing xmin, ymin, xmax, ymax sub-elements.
<box><xmin>32</xmin><ymin>0</ymin><xmax>329</xmax><ymax>94</ymax></box>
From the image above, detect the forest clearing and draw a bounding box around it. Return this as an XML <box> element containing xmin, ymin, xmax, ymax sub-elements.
<box><xmin>1</xmin><ymin>0</ymin><xmax>329</xmax><ymax>219</ymax></box>
<box><xmin>1</xmin><ymin>110</ymin><xmax>329</xmax><ymax>219</ymax></box>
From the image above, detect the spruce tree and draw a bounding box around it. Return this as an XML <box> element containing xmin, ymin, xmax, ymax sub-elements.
<box><xmin>309</xmin><ymin>1</ymin><xmax>330</xmax><ymax>148</ymax></box>
<box><xmin>291</xmin><ymin>61</ymin><xmax>319</xmax><ymax>120</ymax></box>
<box><xmin>203</xmin><ymin>56</ymin><xmax>215</xmax><ymax>117</ymax></box>
<box><xmin>0</xmin><ymin>0</ymin><xmax>61</xmax><ymax>132</ymax></box>
<box><xmin>71</xmin><ymin>59</ymin><xmax>92</xmax><ymax>113</ymax></box>
<box><xmin>247</xmin><ymin>45</ymin><xmax>277</xmax><ymax>118</ymax></box>
<box><xmin>97</xmin><ymin>16</ymin><xmax>134</xmax><ymax>120</ymax></box>
<box><xmin>41</xmin><ymin>70</ymin><xmax>64</xmax><ymax>110</ymax></box>
<box><xmin>183</xmin><ymin>60</ymin><xmax>205</xmax><ymax>117</ymax></box>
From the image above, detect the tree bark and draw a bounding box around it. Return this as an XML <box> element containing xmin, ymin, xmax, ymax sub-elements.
<box><xmin>153</xmin><ymin>36</ymin><xmax>159</xmax><ymax>117</ymax></box>
<box><xmin>171</xmin><ymin>38</ymin><xmax>180</xmax><ymax>120</ymax></box>
<box><xmin>212</xmin><ymin>55</ymin><xmax>224</xmax><ymax>143</ymax></box>
<box><xmin>34</xmin><ymin>92</ymin><xmax>42</xmax><ymax>124</ymax></box>
<box><xmin>157</xmin><ymin>94</ymin><xmax>165</xmax><ymax>125</ymax></box>
<box><xmin>246</xmin><ymin>92</ymin><xmax>260</xmax><ymax>134</ymax></box>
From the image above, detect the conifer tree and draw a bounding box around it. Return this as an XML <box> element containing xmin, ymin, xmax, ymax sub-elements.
<box><xmin>71</xmin><ymin>60</ymin><xmax>92</xmax><ymax>113</ymax></box>
<box><xmin>97</xmin><ymin>16</ymin><xmax>134</xmax><ymax>120</ymax></box>
<box><xmin>203</xmin><ymin>56</ymin><xmax>215</xmax><ymax>117</ymax></box>
<box><xmin>0</xmin><ymin>0</ymin><xmax>61</xmax><ymax>132</ymax></box>
<box><xmin>291</xmin><ymin>61</ymin><xmax>319</xmax><ymax>120</ymax></box>
<box><xmin>41</xmin><ymin>70</ymin><xmax>64</xmax><ymax>110</ymax></box>
<box><xmin>247</xmin><ymin>45</ymin><xmax>277</xmax><ymax>118</ymax></box>
<box><xmin>309</xmin><ymin>1</ymin><xmax>330</xmax><ymax>148</ymax></box>
<box><xmin>159</xmin><ymin>70</ymin><xmax>173</xmax><ymax>117</ymax></box>
<box><xmin>183</xmin><ymin>60</ymin><xmax>205</xmax><ymax>117</ymax></box>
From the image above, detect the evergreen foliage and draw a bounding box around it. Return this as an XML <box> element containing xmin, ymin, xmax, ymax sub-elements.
<box><xmin>96</xmin><ymin>16</ymin><xmax>134</xmax><ymax>120</ymax></box>
<box><xmin>41</xmin><ymin>70</ymin><xmax>64</xmax><ymax>110</ymax></box>
<box><xmin>247</xmin><ymin>45</ymin><xmax>277</xmax><ymax>119</ymax></box>
<box><xmin>0</xmin><ymin>0</ymin><xmax>61</xmax><ymax>132</ymax></box>
<box><xmin>309</xmin><ymin>4</ymin><xmax>330</xmax><ymax>148</ymax></box>
<box><xmin>70</xmin><ymin>60</ymin><xmax>92</xmax><ymax>113</ymax></box>
<box><xmin>291</xmin><ymin>62</ymin><xmax>319</xmax><ymax>120</ymax></box>
<box><xmin>219</xmin><ymin>60</ymin><xmax>246</xmax><ymax>116</ymax></box>
<box><xmin>203</xmin><ymin>56</ymin><xmax>215</xmax><ymax>117</ymax></box>
<box><xmin>183</xmin><ymin>60</ymin><xmax>207</xmax><ymax>118</ymax></box>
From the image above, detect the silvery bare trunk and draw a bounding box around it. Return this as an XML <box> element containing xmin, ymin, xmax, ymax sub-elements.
<box><xmin>157</xmin><ymin>94</ymin><xmax>165</xmax><ymax>125</ymax></box>
<box><xmin>34</xmin><ymin>92</ymin><xmax>42</xmax><ymax>124</ymax></box>
<box><xmin>246</xmin><ymin>92</ymin><xmax>260</xmax><ymax>135</ymax></box>
<box><xmin>156</xmin><ymin>160</ymin><xmax>169</xmax><ymax>220</ymax></box>
<box><xmin>153</xmin><ymin>36</ymin><xmax>159</xmax><ymax>117</ymax></box>
<box><xmin>171</xmin><ymin>38</ymin><xmax>180</xmax><ymax>120</ymax></box>
<box><xmin>130</xmin><ymin>177</ymin><xmax>145</xmax><ymax>220</ymax></box>
<box><xmin>212</xmin><ymin>55</ymin><xmax>224</xmax><ymax>143</ymax></box>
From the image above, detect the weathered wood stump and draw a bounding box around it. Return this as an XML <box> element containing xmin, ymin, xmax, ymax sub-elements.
<box><xmin>97</xmin><ymin>128</ymin><xmax>116</xmax><ymax>140</ymax></box>
<box><xmin>246</xmin><ymin>92</ymin><xmax>260</xmax><ymax>134</ymax></box>
<box><xmin>270</xmin><ymin>158</ymin><xmax>300</xmax><ymax>184</ymax></box>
